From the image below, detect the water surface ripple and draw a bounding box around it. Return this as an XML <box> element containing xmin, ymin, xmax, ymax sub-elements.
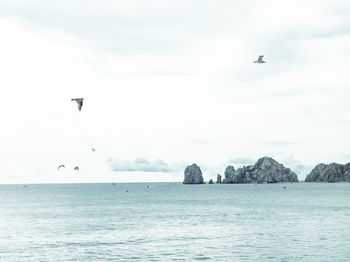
<box><xmin>0</xmin><ymin>182</ymin><xmax>349</xmax><ymax>261</ymax></box>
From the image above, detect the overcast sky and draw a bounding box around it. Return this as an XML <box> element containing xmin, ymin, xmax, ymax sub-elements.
<box><xmin>1</xmin><ymin>0</ymin><xmax>350</xmax><ymax>183</ymax></box>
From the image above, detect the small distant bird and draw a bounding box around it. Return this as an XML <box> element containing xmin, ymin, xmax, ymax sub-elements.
<box><xmin>92</xmin><ymin>148</ymin><xmax>96</xmax><ymax>152</ymax></box>
<box><xmin>74</xmin><ymin>166</ymin><xmax>79</xmax><ymax>171</ymax></box>
<box><xmin>71</xmin><ymin>98</ymin><xmax>84</xmax><ymax>111</ymax></box>
<box><xmin>254</xmin><ymin>55</ymin><xmax>266</xmax><ymax>64</ymax></box>
<box><xmin>58</xmin><ymin>165</ymin><xmax>65</xmax><ymax>170</ymax></box>
<box><xmin>283</xmin><ymin>186</ymin><xmax>287</xmax><ymax>189</ymax></box>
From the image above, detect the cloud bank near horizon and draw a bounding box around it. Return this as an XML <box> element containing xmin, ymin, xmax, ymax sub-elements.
<box><xmin>107</xmin><ymin>158</ymin><xmax>185</xmax><ymax>173</ymax></box>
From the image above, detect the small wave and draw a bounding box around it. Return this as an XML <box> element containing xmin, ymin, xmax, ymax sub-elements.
<box><xmin>193</xmin><ymin>256</ymin><xmax>211</xmax><ymax>260</ymax></box>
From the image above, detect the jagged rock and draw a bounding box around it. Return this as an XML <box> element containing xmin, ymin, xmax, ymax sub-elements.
<box><xmin>209</xmin><ymin>179</ymin><xmax>214</xmax><ymax>184</ymax></box>
<box><xmin>304</xmin><ymin>163</ymin><xmax>328</xmax><ymax>182</ymax></box>
<box><xmin>247</xmin><ymin>157</ymin><xmax>298</xmax><ymax>183</ymax></box>
<box><xmin>344</xmin><ymin>163</ymin><xmax>350</xmax><ymax>172</ymax></box>
<box><xmin>223</xmin><ymin>166</ymin><xmax>235</xmax><ymax>183</ymax></box>
<box><xmin>234</xmin><ymin>167</ymin><xmax>247</xmax><ymax>183</ymax></box>
<box><xmin>224</xmin><ymin>156</ymin><xmax>298</xmax><ymax>184</ymax></box>
<box><xmin>345</xmin><ymin>163</ymin><xmax>350</xmax><ymax>181</ymax></box>
<box><xmin>216</xmin><ymin>174</ymin><xmax>222</xmax><ymax>184</ymax></box>
<box><xmin>305</xmin><ymin>162</ymin><xmax>350</xmax><ymax>182</ymax></box>
<box><xmin>183</xmin><ymin>163</ymin><xmax>204</xmax><ymax>184</ymax></box>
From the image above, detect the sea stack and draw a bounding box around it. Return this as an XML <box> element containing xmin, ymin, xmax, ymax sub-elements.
<box><xmin>223</xmin><ymin>156</ymin><xmax>298</xmax><ymax>183</ymax></box>
<box><xmin>223</xmin><ymin>166</ymin><xmax>235</xmax><ymax>183</ymax></box>
<box><xmin>209</xmin><ymin>179</ymin><xmax>214</xmax><ymax>184</ymax></box>
<box><xmin>305</xmin><ymin>162</ymin><xmax>350</xmax><ymax>182</ymax></box>
<box><xmin>183</xmin><ymin>163</ymin><xmax>205</xmax><ymax>184</ymax></box>
<box><xmin>216</xmin><ymin>174</ymin><xmax>222</xmax><ymax>184</ymax></box>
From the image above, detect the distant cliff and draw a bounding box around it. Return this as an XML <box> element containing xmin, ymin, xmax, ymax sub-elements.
<box><xmin>183</xmin><ymin>163</ymin><xmax>205</xmax><ymax>184</ymax></box>
<box><xmin>223</xmin><ymin>156</ymin><xmax>299</xmax><ymax>183</ymax></box>
<box><xmin>305</xmin><ymin>162</ymin><xmax>350</xmax><ymax>182</ymax></box>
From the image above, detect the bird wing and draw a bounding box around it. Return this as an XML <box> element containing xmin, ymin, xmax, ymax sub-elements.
<box><xmin>58</xmin><ymin>165</ymin><xmax>65</xmax><ymax>170</ymax></box>
<box><xmin>258</xmin><ymin>55</ymin><xmax>264</xmax><ymax>61</ymax></box>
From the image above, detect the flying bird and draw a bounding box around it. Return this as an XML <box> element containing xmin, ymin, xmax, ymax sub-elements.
<box><xmin>254</xmin><ymin>55</ymin><xmax>266</xmax><ymax>64</ymax></box>
<box><xmin>58</xmin><ymin>165</ymin><xmax>65</xmax><ymax>170</ymax></box>
<box><xmin>92</xmin><ymin>148</ymin><xmax>96</xmax><ymax>152</ymax></box>
<box><xmin>71</xmin><ymin>98</ymin><xmax>84</xmax><ymax>111</ymax></box>
<box><xmin>74</xmin><ymin>166</ymin><xmax>79</xmax><ymax>171</ymax></box>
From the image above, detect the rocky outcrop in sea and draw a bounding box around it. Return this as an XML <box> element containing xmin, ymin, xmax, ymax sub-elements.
<box><xmin>223</xmin><ymin>166</ymin><xmax>235</xmax><ymax>183</ymax></box>
<box><xmin>222</xmin><ymin>156</ymin><xmax>299</xmax><ymax>183</ymax></box>
<box><xmin>183</xmin><ymin>163</ymin><xmax>205</xmax><ymax>184</ymax></box>
<box><xmin>208</xmin><ymin>179</ymin><xmax>214</xmax><ymax>184</ymax></box>
<box><xmin>216</xmin><ymin>174</ymin><xmax>222</xmax><ymax>184</ymax></box>
<box><xmin>305</xmin><ymin>162</ymin><xmax>350</xmax><ymax>182</ymax></box>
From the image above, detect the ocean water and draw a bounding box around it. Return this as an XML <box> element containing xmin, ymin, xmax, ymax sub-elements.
<box><xmin>0</xmin><ymin>183</ymin><xmax>349</xmax><ymax>261</ymax></box>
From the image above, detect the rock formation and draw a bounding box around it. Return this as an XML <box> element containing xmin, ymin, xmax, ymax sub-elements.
<box><xmin>305</xmin><ymin>162</ymin><xmax>350</xmax><ymax>182</ymax></box>
<box><xmin>234</xmin><ymin>167</ymin><xmax>247</xmax><ymax>183</ymax></box>
<box><xmin>183</xmin><ymin>163</ymin><xmax>205</xmax><ymax>184</ymax></box>
<box><xmin>223</xmin><ymin>156</ymin><xmax>298</xmax><ymax>183</ymax></box>
<box><xmin>208</xmin><ymin>179</ymin><xmax>214</xmax><ymax>184</ymax></box>
<box><xmin>216</xmin><ymin>174</ymin><xmax>222</xmax><ymax>184</ymax></box>
<box><xmin>223</xmin><ymin>166</ymin><xmax>235</xmax><ymax>183</ymax></box>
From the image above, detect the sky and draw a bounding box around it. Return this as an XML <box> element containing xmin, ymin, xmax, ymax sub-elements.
<box><xmin>1</xmin><ymin>0</ymin><xmax>350</xmax><ymax>183</ymax></box>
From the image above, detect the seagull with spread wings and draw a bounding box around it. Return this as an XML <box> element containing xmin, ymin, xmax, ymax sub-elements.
<box><xmin>254</xmin><ymin>55</ymin><xmax>266</xmax><ymax>64</ymax></box>
<box><xmin>71</xmin><ymin>98</ymin><xmax>84</xmax><ymax>111</ymax></box>
<box><xmin>58</xmin><ymin>165</ymin><xmax>65</xmax><ymax>170</ymax></box>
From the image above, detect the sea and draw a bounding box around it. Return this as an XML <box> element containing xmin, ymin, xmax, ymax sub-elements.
<box><xmin>0</xmin><ymin>182</ymin><xmax>349</xmax><ymax>261</ymax></box>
